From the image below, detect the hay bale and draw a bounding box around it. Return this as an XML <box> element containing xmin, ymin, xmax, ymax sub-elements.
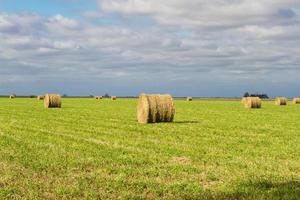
<box><xmin>37</xmin><ymin>95</ymin><xmax>44</xmax><ymax>100</ymax></box>
<box><xmin>9</xmin><ymin>94</ymin><xmax>16</xmax><ymax>99</ymax></box>
<box><xmin>44</xmin><ymin>94</ymin><xmax>61</xmax><ymax>108</ymax></box>
<box><xmin>95</xmin><ymin>96</ymin><xmax>103</xmax><ymax>100</ymax></box>
<box><xmin>275</xmin><ymin>97</ymin><xmax>287</xmax><ymax>106</ymax></box>
<box><xmin>186</xmin><ymin>97</ymin><xmax>193</xmax><ymax>101</ymax></box>
<box><xmin>137</xmin><ymin>94</ymin><xmax>175</xmax><ymax>124</ymax></box>
<box><xmin>111</xmin><ymin>96</ymin><xmax>117</xmax><ymax>100</ymax></box>
<box><xmin>241</xmin><ymin>97</ymin><xmax>247</xmax><ymax>104</ymax></box>
<box><xmin>293</xmin><ymin>98</ymin><xmax>300</xmax><ymax>104</ymax></box>
<box><xmin>244</xmin><ymin>97</ymin><xmax>261</xmax><ymax>109</ymax></box>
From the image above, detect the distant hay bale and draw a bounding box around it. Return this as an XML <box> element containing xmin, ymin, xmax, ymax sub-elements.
<box><xmin>293</xmin><ymin>98</ymin><xmax>300</xmax><ymax>104</ymax></box>
<box><xmin>241</xmin><ymin>97</ymin><xmax>247</xmax><ymax>104</ymax></box>
<box><xmin>275</xmin><ymin>97</ymin><xmax>287</xmax><ymax>106</ymax></box>
<box><xmin>111</xmin><ymin>96</ymin><xmax>117</xmax><ymax>100</ymax></box>
<box><xmin>9</xmin><ymin>94</ymin><xmax>16</xmax><ymax>99</ymax></box>
<box><xmin>137</xmin><ymin>94</ymin><xmax>175</xmax><ymax>124</ymax></box>
<box><xmin>37</xmin><ymin>95</ymin><xmax>44</xmax><ymax>100</ymax></box>
<box><xmin>95</xmin><ymin>96</ymin><xmax>103</xmax><ymax>100</ymax></box>
<box><xmin>44</xmin><ymin>94</ymin><xmax>61</xmax><ymax>108</ymax></box>
<box><xmin>244</xmin><ymin>97</ymin><xmax>261</xmax><ymax>109</ymax></box>
<box><xmin>186</xmin><ymin>97</ymin><xmax>193</xmax><ymax>101</ymax></box>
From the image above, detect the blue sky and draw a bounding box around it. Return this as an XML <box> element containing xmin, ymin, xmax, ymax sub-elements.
<box><xmin>1</xmin><ymin>0</ymin><xmax>97</xmax><ymax>16</ymax></box>
<box><xmin>0</xmin><ymin>0</ymin><xmax>300</xmax><ymax>97</ymax></box>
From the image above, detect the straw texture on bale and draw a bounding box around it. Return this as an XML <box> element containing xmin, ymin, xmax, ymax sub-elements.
<box><xmin>275</xmin><ymin>97</ymin><xmax>287</xmax><ymax>105</ymax></box>
<box><xmin>186</xmin><ymin>97</ymin><xmax>193</xmax><ymax>101</ymax></box>
<box><xmin>293</xmin><ymin>98</ymin><xmax>300</xmax><ymax>104</ymax></box>
<box><xmin>37</xmin><ymin>95</ymin><xmax>44</xmax><ymax>100</ymax></box>
<box><xmin>95</xmin><ymin>96</ymin><xmax>103</xmax><ymax>100</ymax></box>
<box><xmin>137</xmin><ymin>94</ymin><xmax>175</xmax><ymax>124</ymax></box>
<box><xmin>111</xmin><ymin>96</ymin><xmax>117</xmax><ymax>100</ymax></box>
<box><xmin>244</xmin><ymin>97</ymin><xmax>261</xmax><ymax>109</ymax></box>
<box><xmin>241</xmin><ymin>97</ymin><xmax>247</xmax><ymax>104</ymax></box>
<box><xmin>44</xmin><ymin>94</ymin><xmax>62</xmax><ymax>108</ymax></box>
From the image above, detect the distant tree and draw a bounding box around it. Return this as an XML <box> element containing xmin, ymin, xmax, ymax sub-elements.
<box><xmin>89</xmin><ymin>95</ymin><xmax>94</xmax><ymax>98</ymax></box>
<box><xmin>63</xmin><ymin>94</ymin><xmax>68</xmax><ymax>97</ymax></box>
<box><xmin>248</xmin><ymin>93</ymin><xmax>269</xmax><ymax>99</ymax></box>
<box><xmin>260</xmin><ymin>94</ymin><xmax>269</xmax><ymax>99</ymax></box>
<box><xmin>104</xmin><ymin>93</ymin><xmax>110</xmax><ymax>98</ymax></box>
<box><xmin>243</xmin><ymin>92</ymin><xmax>249</xmax><ymax>97</ymax></box>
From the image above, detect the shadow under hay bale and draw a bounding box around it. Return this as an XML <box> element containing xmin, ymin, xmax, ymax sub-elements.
<box><xmin>186</xmin><ymin>97</ymin><xmax>193</xmax><ymax>101</ymax></box>
<box><xmin>44</xmin><ymin>94</ymin><xmax>62</xmax><ymax>108</ymax></box>
<box><xmin>293</xmin><ymin>98</ymin><xmax>300</xmax><ymax>104</ymax></box>
<box><xmin>275</xmin><ymin>97</ymin><xmax>287</xmax><ymax>106</ymax></box>
<box><xmin>244</xmin><ymin>97</ymin><xmax>261</xmax><ymax>109</ymax></box>
<box><xmin>137</xmin><ymin>93</ymin><xmax>175</xmax><ymax>124</ymax></box>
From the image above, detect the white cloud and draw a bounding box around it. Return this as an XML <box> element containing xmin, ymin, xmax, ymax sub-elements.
<box><xmin>47</xmin><ymin>14</ymin><xmax>79</xmax><ymax>29</ymax></box>
<box><xmin>0</xmin><ymin>14</ymin><xmax>15</xmax><ymax>31</ymax></box>
<box><xmin>100</xmin><ymin>0</ymin><xmax>300</xmax><ymax>28</ymax></box>
<box><xmin>0</xmin><ymin>0</ymin><xmax>300</xmax><ymax>96</ymax></box>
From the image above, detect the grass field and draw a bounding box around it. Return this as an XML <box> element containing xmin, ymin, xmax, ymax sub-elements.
<box><xmin>0</xmin><ymin>98</ymin><xmax>299</xmax><ymax>199</ymax></box>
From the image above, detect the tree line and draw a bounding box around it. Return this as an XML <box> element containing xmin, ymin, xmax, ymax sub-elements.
<box><xmin>243</xmin><ymin>92</ymin><xmax>269</xmax><ymax>99</ymax></box>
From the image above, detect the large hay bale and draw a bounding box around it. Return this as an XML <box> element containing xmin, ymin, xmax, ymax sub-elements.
<box><xmin>37</xmin><ymin>95</ymin><xmax>44</xmax><ymax>100</ymax></box>
<box><xmin>111</xmin><ymin>96</ymin><xmax>117</xmax><ymax>100</ymax></box>
<box><xmin>44</xmin><ymin>94</ymin><xmax>61</xmax><ymax>108</ymax></box>
<box><xmin>275</xmin><ymin>97</ymin><xmax>287</xmax><ymax>106</ymax></box>
<box><xmin>293</xmin><ymin>98</ymin><xmax>300</xmax><ymax>104</ymax></box>
<box><xmin>137</xmin><ymin>94</ymin><xmax>175</xmax><ymax>124</ymax></box>
<box><xmin>186</xmin><ymin>97</ymin><xmax>193</xmax><ymax>101</ymax></box>
<box><xmin>95</xmin><ymin>96</ymin><xmax>103</xmax><ymax>100</ymax></box>
<box><xmin>244</xmin><ymin>97</ymin><xmax>261</xmax><ymax>109</ymax></box>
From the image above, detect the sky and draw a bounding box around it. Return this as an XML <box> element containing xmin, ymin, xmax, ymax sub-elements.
<box><xmin>0</xmin><ymin>0</ymin><xmax>300</xmax><ymax>97</ymax></box>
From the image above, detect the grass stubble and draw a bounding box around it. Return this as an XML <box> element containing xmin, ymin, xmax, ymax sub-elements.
<box><xmin>0</xmin><ymin>98</ymin><xmax>299</xmax><ymax>199</ymax></box>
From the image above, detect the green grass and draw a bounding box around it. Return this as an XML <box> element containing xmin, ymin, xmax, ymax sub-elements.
<box><xmin>0</xmin><ymin>98</ymin><xmax>299</xmax><ymax>199</ymax></box>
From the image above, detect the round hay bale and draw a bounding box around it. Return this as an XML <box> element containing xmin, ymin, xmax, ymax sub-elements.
<box><xmin>275</xmin><ymin>97</ymin><xmax>287</xmax><ymax>106</ymax></box>
<box><xmin>111</xmin><ymin>96</ymin><xmax>117</xmax><ymax>100</ymax></box>
<box><xmin>186</xmin><ymin>97</ymin><xmax>193</xmax><ymax>101</ymax></box>
<box><xmin>137</xmin><ymin>94</ymin><xmax>175</xmax><ymax>124</ymax></box>
<box><xmin>44</xmin><ymin>94</ymin><xmax>62</xmax><ymax>108</ymax></box>
<box><xmin>95</xmin><ymin>96</ymin><xmax>103</xmax><ymax>100</ymax></box>
<box><xmin>244</xmin><ymin>97</ymin><xmax>261</xmax><ymax>109</ymax></box>
<box><xmin>37</xmin><ymin>95</ymin><xmax>44</xmax><ymax>100</ymax></box>
<box><xmin>293</xmin><ymin>98</ymin><xmax>300</xmax><ymax>104</ymax></box>
<box><xmin>9</xmin><ymin>94</ymin><xmax>16</xmax><ymax>99</ymax></box>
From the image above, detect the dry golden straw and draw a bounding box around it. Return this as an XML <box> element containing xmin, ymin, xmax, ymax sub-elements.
<box><xmin>111</xmin><ymin>96</ymin><xmax>117</xmax><ymax>100</ymax></box>
<box><xmin>186</xmin><ymin>97</ymin><xmax>193</xmax><ymax>101</ymax></box>
<box><xmin>137</xmin><ymin>94</ymin><xmax>175</xmax><ymax>124</ymax></box>
<box><xmin>37</xmin><ymin>95</ymin><xmax>44</xmax><ymax>100</ymax></box>
<box><xmin>241</xmin><ymin>97</ymin><xmax>247</xmax><ymax>104</ymax></box>
<box><xmin>44</xmin><ymin>94</ymin><xmax>62</xmax><ymax>108</ymax></box>
<box><xmin>95</xmin><ymin>96</ymin><xmax>103</xmax><ymax>100</ymax></box>
<box><xmin>293</xmin><ymin>98</ymin><xmax>300</xmax><ymax>104</ymax></box>
<box><xmin>244</xmin><ymin>97</ymin><xmax>261</xmax><ymax>109</ymax></box>
<box><xmin>275</xmin><ymin>97</ymin><xmax>287</xmax><ymax>106</ymax></box>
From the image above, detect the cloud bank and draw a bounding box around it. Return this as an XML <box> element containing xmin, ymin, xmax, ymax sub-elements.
<box><xmin>0</xmin><ymin>0</ymin><xmax>300</xmax><ymax>96</ymax></box>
